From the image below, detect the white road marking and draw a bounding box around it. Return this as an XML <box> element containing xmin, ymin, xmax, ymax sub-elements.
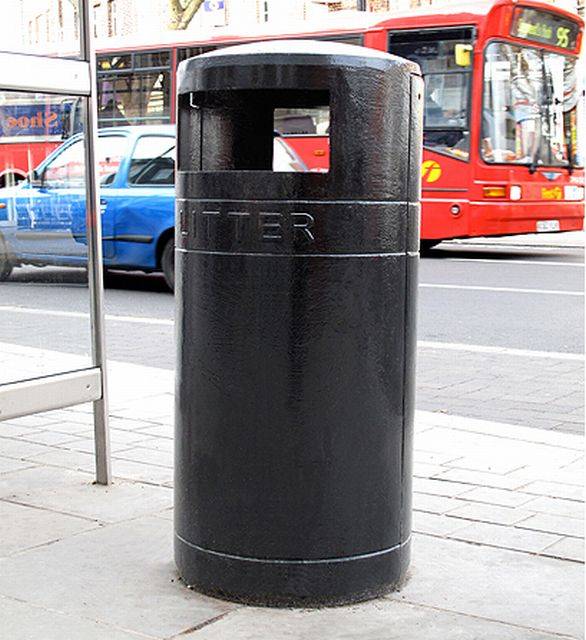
<box><xmin>1</xmin><ymin>305</ymin><xmax>582</xmax><ymax>361</ymax></box>
<box><xmin>420</xmin><ymin>283</ymin><xmax>583</xmax><ymax>296</ymax></box>
<box><xmin>444</xmin><ymin>258</ymin><xmax>584</xmax><ymax>267</ymax></box>
<box><xmin>0</xmin><ymin>305</ymin><xmax>173</xmax><ymax>326</ymax></box>
<box><xmin>418</xmin><ymin>340</ymin><xmax>583</xmax><ymax>362</ymax></box>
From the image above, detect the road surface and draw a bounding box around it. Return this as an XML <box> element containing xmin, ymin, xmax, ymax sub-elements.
<box><xmin>1</xmin><ymin>240</ymin><xmax>583</xmax><ymax>433</ymax></box>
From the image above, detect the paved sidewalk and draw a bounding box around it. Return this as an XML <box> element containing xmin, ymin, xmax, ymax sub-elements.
<box><xmin>0</xmin><ymin>343</ymin><xmax>584</xmax><ymax>639</ymax></box>
<box><xmin>417</xmin><ymin>344</ymin><xmax>584</xmax><ymax>434</ymax></box>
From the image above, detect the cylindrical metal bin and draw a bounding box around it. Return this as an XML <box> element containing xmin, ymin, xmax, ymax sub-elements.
<box><xmin>175</xmin><ymin>40</ymin><xmax>422</xmax><ymax>606</ymax></box>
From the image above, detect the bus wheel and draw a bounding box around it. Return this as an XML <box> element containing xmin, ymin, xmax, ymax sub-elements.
<box><xmin>0</xmin><ymin>234</ymin><xmax>14</xmax><ymax>281</ymax></box>
<box><xmin>420</xmin><ymin>240</ymin><xmax>441</xmax><ymax>253</ymax></box>
<box><xmin>161</xmin><ymin>237</ymin><xmax>175</xmax><ymax>291</ymax></box>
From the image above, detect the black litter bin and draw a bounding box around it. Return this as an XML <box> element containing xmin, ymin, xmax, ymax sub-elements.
<box><xmin>175</xmin><ymin>39</ymin><xmax>422</xmax><ymax>607</ymax></box>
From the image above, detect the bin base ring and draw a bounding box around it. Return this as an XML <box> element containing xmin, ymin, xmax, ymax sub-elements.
<box><xmin>175</xmin><ymin>533</ymin><xmax>411</xmax><ymax>607</ymax></box>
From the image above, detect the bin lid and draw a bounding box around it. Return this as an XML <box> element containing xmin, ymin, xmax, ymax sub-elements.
<box><xmin>177</xmin><ymin>39</ymin><xmax>420</xmax><ymax>95</ymax></box>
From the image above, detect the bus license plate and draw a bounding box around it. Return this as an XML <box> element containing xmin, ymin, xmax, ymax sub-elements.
<box><xmin>536</xmin><ymin>220</ymin><xmax>560</xmax><ymax>233</ymax></box>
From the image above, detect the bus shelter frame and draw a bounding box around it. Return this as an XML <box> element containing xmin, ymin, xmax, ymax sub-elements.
<box><xmin>0</xmin><ymin>0</ymin><xmax>111</xmax><ymax>485</ymax></box>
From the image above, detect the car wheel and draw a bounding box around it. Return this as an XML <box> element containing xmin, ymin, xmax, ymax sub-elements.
<box><xmin>420</xmin><ymin>239</ymin><xmax>441</xmax><ymax>253</ymax></box>
<box><xmin>0</xmin><ymin>234</ymin><xmax>14</xmax><ymax>281</ymax></box>
<box><xmin>161</xmin><ymin>237</ymin><xmax>175</xmax><ymax>291</ymax></box>
<box><xmin>102</xmin><ymin>267</ymin><xmax>113</xmax><ymax>285</ymax></box>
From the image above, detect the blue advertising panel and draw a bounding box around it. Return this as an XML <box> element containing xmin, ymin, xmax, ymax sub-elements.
<box><xmin>0</xmin><ymin>102</ymin><xmax>71</xmax><ymax>138</ymax></box>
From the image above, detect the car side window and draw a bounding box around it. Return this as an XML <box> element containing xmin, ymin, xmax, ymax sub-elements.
<box><xmin>43</xmin><ymin>139</ymin><xmax>85</xmax><ymax>188</ymax></box>
<box><xmin>128</xmin><ymin>136</ymin><xmax>175</xmax><ymax>186</ymax></box>
<box><xmin>96</xmin><ymin>136</ymin><xmax>127</xmax><ymax>185</ymax></box>
<box><xmin>42</xmin><ymin>135</ymin><xmax>127</xmax><ymax>188</ymax></box>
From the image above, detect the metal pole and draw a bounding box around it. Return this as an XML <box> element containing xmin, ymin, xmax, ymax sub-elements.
<box><xmin>356</xmin><ymin>0</ymin><xmax>367</xmax><ymax>10</ymax></box>
<box><xmin>79</xmin><ymin>0</ymin><xmax>111</xmax><ymax>485</ymax></box>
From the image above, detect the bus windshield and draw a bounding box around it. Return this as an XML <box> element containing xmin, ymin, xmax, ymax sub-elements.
<box><xmin>482</xmin><ymin>42</ymin><xmax>582</xmax><ymax>168</ymax></box>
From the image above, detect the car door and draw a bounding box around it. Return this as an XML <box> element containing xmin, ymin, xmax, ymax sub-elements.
<box><xmin>90</xmin><ymin>134</ymin><xmax>129</xmax><ymax>260</ymax></box>
<box><xmin>11</xmin><ymin>134</ymin><xmax>127</xmax><ymax>262</ymax></box>
<box><xmin>11</xmin><ymin>137</ymin><xmax>87</xmax><ymax>262</ymax></box>
<box><xmin>105</xmin><ymin>133</ymin><xmax>175</xmax><ymax>270</ymax></box>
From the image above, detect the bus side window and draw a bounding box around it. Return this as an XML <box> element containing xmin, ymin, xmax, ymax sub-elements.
<box><xmin>318</xmin><ymin>34</ymin><xmax>364</xmax><ymax>46</ymax></box>
<box><xmin>177</xmin><ymin>45</ymin><xmax>219</xmax><ymax>65</ymax></box>
<box><xmin>97</xmin><ymin>51</ymin><xmax>172</xmax><ymax>128</ymax></box>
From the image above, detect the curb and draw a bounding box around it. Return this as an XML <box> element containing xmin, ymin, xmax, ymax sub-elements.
<box><xmin>416</xmin><ymin>410</ymin><xmax>583</xmax><ymax>450</ymax></box>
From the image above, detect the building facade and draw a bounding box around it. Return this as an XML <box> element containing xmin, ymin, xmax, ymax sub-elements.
<box><xmin>17</xmin><ymin>0</ymin><xmax>585</xmax><ymax>48</ymax></box>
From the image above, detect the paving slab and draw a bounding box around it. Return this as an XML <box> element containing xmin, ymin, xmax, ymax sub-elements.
<box><xmin>392</xmin><ymin>535</ymin><xmax>583</xmax><ymax>639</ymax></box>
<box><xmin>521</xmin><ymin>495</ymin><xmax>584</xmax><ymax>519</ymax></box>
<box><xmin>18</xmin><ymin>430</ymin><xmax>85</xmax><ymax>446</ymax></box>
<box><xmin>434</xmin><ymin>467</ymin><xmax>530</xmax><ymax>491</ymax></box>
<box><xmin>181</xmin><ymin>599</ymin><xmax>568</xmax><ymax>640</ymax></box>
<box><xmin>412</xmin><ymin>492</ymin><xmax>463</xmax><ymax>515</ymax></box>
<box><xmin>0</xmin><ymin>596</ymin><xmax>146</xmax><ymax>640</ymax></box>
<box><xmin>516</xmin><ymin>513</ymin><xmax>584</xmax><ymax>538</ymax></box>
<box><xmin>507</xmin><ymin>466</ymin><xmax>584</xmax><ymax>487</ymax></box>
<box><xmin>3</xmin><ymin>414</ymin><xmax>63</xmax><ymax>428</ymax></box>
<box><xmin>0</xmin><ymin>437</ymin><xmax>58</xmax><ymax>460</ymax></box>
<box><xmin>110</xmin><ymin>457</ymin><xmax>174</xmax><ymax>485</ymax></box>
<box><xmin>65</xmin><ymin>437</ymin><xmax>144</xmax><ymax>454</ymax></box>
<box><xmin>0</xmin><ymin>466</ymin><xmax>172</xmax><ymax>523</ymax></box>
<box><xmin>0</xmin><ymin>456</ymin><xmax>37</xmax><ymax>475</ymax></box>
<box><xmin>448</xmin><ymin>456</ymin><xmax>524</xmax><ymax>474</ymax></box>
<box><xmin>460</xmin><ymin>486</ymin><xmax>538</xmax><ymax>508</ymax></box>
<box><xmin>412</xmin><ymin>461</ymin><xmax>446</xmax><ymax>478</ymax></box>
<box><xmin>521</xmin><ymin>480</ymin><xmax>584</xmax><ymax>502</ymax></box>
<box><xmin>113</xmin><ymin>446</ymin><xmax>173</xmax><ymax>468</ymax></box>
<box><xmin>413</xmin><ymin>450</ymin><xmax>461</xmax><ymax>465</ymax></box>
<box><xmin>412</xmin><ymin>511</ymin><xmax>470</xmax><ymax>537</ymax></box>
<box><xmin>540</xmin><ymin>537</ymin><xmax>585</xmax><ymax>563</ymax></box>
<box><xmin>133</xmin><ymin>424</ymin><xmax>174</xmax><ymax>439</ymax></box>
<box><xmin>448</xmin><ymin>520</ymin><xmax>563</xmax><ymax>554</ymax></box>
<box><xmin>0</xmin><ymin>422</ymin><xmax>49</xmax><ymax>437</ymax></box>
<box><xmin>412</xmin><ymin>477</ymin><xmax>473</xmax><ymax>498</ymax></box>
<box><xmin>413</xmin><ymin>428</ymin><xmax>579</xmax><ymax>467</ymax></box>
<box><xmin>25</xmin><ymin>445</ymin><xmax>96</xmax><ymax>472</ymax></box>
<box><xmin>0</xmin><ymin>500</ymin><xmax>98</xmax><ymax>557</ymax></box>
<box><xmin>0</xmin><ymin>516</ymin><xmax>234</xmax><ymax>639</ymax></box>
<box><xmin>130</xmin><ymin>437</ymin><xmax>174</xmax><ymax>453</ymax></box>
<box><xmin>40</xmin><ymin>420</ymin><xmax>95</xmax><ymax>435</ymax></box>
<box><xmin>446</xmin><ymin>502</ymin><xmax>534</xmax><ymax>526</ymax></box>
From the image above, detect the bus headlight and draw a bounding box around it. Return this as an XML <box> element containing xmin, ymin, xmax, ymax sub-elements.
<box><xmin>510</xmin><ymin>185</ymin><xmax>522</xmax><ymax>200</ymax></box>
<box><xmin>564</xmin><ymin>185</ymin><xmax>584</xmax><ymax>201</ymax></box>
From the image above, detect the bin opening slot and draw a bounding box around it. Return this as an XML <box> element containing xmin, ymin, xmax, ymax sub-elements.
<box><xmin>273</xmin><ymin>106</ymin><xmax>329</xmax><ymax>173</ymax></box>
<box><xmin>182</xmin><ymin>89</ymin><xmax>329</xmax><ymax>173</ymax></box>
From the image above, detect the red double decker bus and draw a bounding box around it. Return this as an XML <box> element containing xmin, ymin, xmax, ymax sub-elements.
<box><xmin>1</xmin><ymin>0</ymin><xmax>583</xmax><ymax>244</ymax></box>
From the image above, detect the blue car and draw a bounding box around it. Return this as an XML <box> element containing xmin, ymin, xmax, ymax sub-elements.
<box><xmin>0</xmin><ymin>125</ymin><xmax>308</xmax><ymax>290</ymax></box>
<box><xmin>0</xmin><ymin>125</ymin><xmax>177</xmax><ymax>287</ymax></box>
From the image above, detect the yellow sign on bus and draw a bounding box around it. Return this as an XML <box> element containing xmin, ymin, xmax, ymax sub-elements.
<box><xmin>541</xmin><ymin>186</ymin><xmax>563</xmax><ymax>200</ymax></box>
<box><xmin>421</xmin><ymin>160</ymin><xmax>442</xmax><ymax>183</ymax></box>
